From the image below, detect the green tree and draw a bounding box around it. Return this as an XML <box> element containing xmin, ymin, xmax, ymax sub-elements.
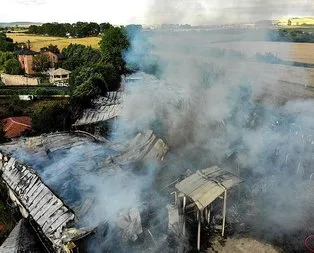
<box><xmin>99</xmin><ymin>22</ymin><xmax>113</xmax><ymax>33</ymax></box>
<box><xmin>33</xmin><ymin>54</ymin><xmax>51</xmax><ymax>72</ymax></box>
<box><xmin>0</xmin><ymin>32</ymin><xmax>14</xmax><ymax>52</ymax></box>
<box><xmin>32</xmin><ymin>101</ymin><xmax>71</xmax><ymax>134</ymax></box>
<box><xmin>3</xmin><ymin>59</ymin><xmax>21</xmax><ymax>74</ymax></box>
<box><xmin>99</xmin><ymin>26</ymin><xmax>130</xmax><ymax>74</ymax></box>
<box><xmin>40</xmin><ymin>44</ymin><xmax>60</xmax><ymax>54</ymax></box>
<box><xmin>0</xmin><ymin>123</ymin><xmax>8</xmax><ymax>143</ymax></box>
<box><xmin>61</xmin><ymin>44</ymin><xmax>101</xmax><ymax>70</ymax></box>
<box><xmin>70</xmin><ymin>63</ymin><xmax>120</xmax><ymax>93</ymax></box>
<box><xmin>70</xmin><ymin>78</ymin><xmax>101</xmax><ymax>119</ymax></box>
<box><xmin>0</xmin><ymin>52</ymin><xmax>14</xmax><ymax>71</ymax></box>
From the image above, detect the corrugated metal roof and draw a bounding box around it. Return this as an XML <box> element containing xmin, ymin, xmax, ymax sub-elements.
<box><xmin>175</xmin><ymin>166</ymin><xmax>242</xmax><ymax>210</ymax></box>
<box><xmin>0</xmin><ymin>153</ymin><xmax>75</xmax><ymax>250</ymax></box>
<box><xmin>74</xmin><ymin>92</ymin><xmax>123</xmax><ymax>126</ymax></box>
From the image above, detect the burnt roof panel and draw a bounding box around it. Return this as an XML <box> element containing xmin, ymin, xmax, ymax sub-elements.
<box><xmin>175</xmin><ymin>166</ymin><xmax>242</xmax><ymax>210</ymax></box>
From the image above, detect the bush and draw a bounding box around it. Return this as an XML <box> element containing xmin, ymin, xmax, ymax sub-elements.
<box><xmin>32</xmin><ymin>101</ymin><xmax>72</xmax><ymax>134</ymax></box>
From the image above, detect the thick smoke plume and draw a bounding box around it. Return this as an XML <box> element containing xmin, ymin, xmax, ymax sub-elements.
<box><xmin>122</xmin><ymin>9</ymin><xmax>314</xmax><ymax>250</ymax></box>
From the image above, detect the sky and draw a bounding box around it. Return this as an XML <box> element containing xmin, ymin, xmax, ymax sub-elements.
<box><xmin>1</xmin><ymin>0</ymin><xmax>314</xmax><ymax>25</ymax></box>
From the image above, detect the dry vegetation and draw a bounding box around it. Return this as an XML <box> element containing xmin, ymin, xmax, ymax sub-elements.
<box><xmin>208</xmin><ymin>41</ymin><xmax>314</xmax><ymax>64</ymax></box>
<box><xmin>6</xmin><ymin>33</ymin><xmax>100</xmax><ymax>51</ymax></box>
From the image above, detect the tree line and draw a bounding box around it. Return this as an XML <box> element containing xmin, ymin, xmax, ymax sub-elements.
<box><xmin>27</xmin><ymin>22</ymin><xmax>141</xmax><ymax>38</ymax></box>
<box><xmin>267</xmin><ymin>28</ymin><xmax>314</xmax><ymax>43</ymax></box>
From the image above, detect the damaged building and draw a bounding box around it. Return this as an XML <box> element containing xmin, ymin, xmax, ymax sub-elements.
<box><xmin>169</xmin><ymin>166</ymin><xmax>242</xmax><ymax>251</ymax></box>
<box><xmin>0</xmin><ymin>130</ymin><xmax>170</xmax><ymax>252</ymax></box>
<box><xmin>0</xmin><ymin>129</ymin><xmax>243</xmax><ymax>252</ymax></box>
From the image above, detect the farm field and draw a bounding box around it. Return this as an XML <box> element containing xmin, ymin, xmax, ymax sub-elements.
<box><xmin>277</xmin><ymin>17</ymin><xmax>314</xmax><ymax>26</ymax></box>
<box><xmin>6</xmin><ymin>33</ymin><xmax>100</xmax><ymax>51</ymax></box>
<box><xmin>208</xmin><ymin>41</ymin><xmax>314</xmax><ymax>64</ymax></box>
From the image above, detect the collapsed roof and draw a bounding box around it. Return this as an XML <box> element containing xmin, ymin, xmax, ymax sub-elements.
<box><xmin>0</xmin><ymin>152</ymin><xmax>75</xmax><ymax>252</ymax></box>
<box><xmin>0</xmin><ymin>130</ymin><xmax>169</xmax><ymax>252</ymax></box>
<box><xmin>73</xmin><ymin>92</ymin><xmax>123</xmax><ymax>127</ymax></box>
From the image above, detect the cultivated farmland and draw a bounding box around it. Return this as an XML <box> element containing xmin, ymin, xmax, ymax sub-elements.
<box><xmin>6</xmin><ymin>33</ymin><xmax>101</xmax><ymax>51</ymax></box>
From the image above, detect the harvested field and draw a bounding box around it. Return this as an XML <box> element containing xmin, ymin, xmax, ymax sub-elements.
<box><xmin>216</xmin><ymin>60</ymin><xmax>314</xmax><ymax>104</ymax></box>
<box><xmin>6</xmin><ymin>33</ymin><xmax>100</xmax><ymax>51</ymax></box>
<box><xmin>277</xmin><ymin>17</ymin><xmax>314</xmax><ymax>26</ymax></box>
<box><xmin>208</xmin><ymin>41</ymin><xmax>314</xmax><ymax>65</ymax></box>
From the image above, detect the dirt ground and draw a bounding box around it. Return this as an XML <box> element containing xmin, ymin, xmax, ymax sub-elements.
<box><xmin>207</xmin><ymin>237</ymin><xmax>281</xmax><ymax>253</ymax></box>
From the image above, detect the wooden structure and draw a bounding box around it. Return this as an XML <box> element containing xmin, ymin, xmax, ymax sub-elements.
<box><xmin>175</xmin><ymin>166</ymin><xmax>242</xmax><ymax>250</ymax></box>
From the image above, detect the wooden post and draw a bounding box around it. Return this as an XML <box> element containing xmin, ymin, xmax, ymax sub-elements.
<box><xmin>221</xmin><ymin>190</ymin><xmax>227</xmax><ymax>237</ymax></box>
<box><xmin>197</xmin><ymin>210</ymin><xmax>201</xmax><ymax>251</ymax></box>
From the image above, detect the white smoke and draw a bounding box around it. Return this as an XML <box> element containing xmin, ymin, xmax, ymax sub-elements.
<box><xmin>122</xmin><ymin>7</ymin><xmax>314</xmax><ymax>250</ymax></box>
<box><xmin>145</xmin><ymin>0</ymin><xmax>314</xmax><ymax>25</ymax></box>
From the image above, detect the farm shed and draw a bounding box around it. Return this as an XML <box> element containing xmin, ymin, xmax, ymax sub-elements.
<box><xmin>174</xmin><ymin>166</ymin><xmax>242</xmax><ymax>250</ymax></box>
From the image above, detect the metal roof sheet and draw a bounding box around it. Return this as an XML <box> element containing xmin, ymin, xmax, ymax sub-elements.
<box><xmin>175</xmin><ymin>166</ymin><xmax>242</xmax><ymax>210</ymax></box>
<box><xmin>0</xmin><ymin>153</ymin><xmax>75</xmax><ymax>250</ymax></box>
<box><xmin>74</xmin><ymin>93</ymin><xmax>123</xmax><ymax>126</ymax></box>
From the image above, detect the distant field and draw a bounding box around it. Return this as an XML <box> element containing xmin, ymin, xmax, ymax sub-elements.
<box><xmin>278</xmin><ymin>17</ymin><xmax>314</xmax><ymax>26</ymax></box>
<box><xmin>208</xmin><ymin>41</ymin><xmax>314</xmax><ymax>64</ymax></box>
<box><xmin>7</xmin><ymin>33</ymin><xmax>100</xmax><ymax>51</ymax></box>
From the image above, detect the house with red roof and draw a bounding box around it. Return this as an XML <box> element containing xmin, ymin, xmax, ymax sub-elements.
<box><xmin>1</xmin><ymin>117</ymin><xmax>32</xmax><ymax>139</ymax></box>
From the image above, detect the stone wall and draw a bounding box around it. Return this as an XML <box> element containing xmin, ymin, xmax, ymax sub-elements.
<box><xmin>1</xmin><ymin>73</ymin><xmax>39</xmax><ymax>86</ymax></box>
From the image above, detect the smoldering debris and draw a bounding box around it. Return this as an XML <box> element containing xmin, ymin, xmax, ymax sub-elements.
<box><xmin>0</xmin><ymin>131</ymin><xmax>172</xmax><ymax>253</ymax></box>
<box><xmin>121</xmin><ymin>25</ymin><xmax>314</xmax><ymax>252</ymax></box>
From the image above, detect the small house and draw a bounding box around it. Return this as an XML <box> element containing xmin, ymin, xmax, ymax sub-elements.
<box><xmin>48</xmin><ymin>68</ymin><xmax>71</xmax><ymax>84</ymax></box>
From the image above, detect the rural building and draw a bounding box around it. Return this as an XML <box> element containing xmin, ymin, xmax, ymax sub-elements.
<box><xmin>1</xmin><ymin>116</ymin><xmax>32</xmax><ymax>138</ymax></box>
<box><xmin>16</xmin><ymin>48</ymin><xmax>39</xmax><ymax>75</ymax></box>
<box><xmin>16</xmin><ymin>48</ymin><xmax>66</xmax><ymax>75</ymax></box>
<box><xmin>0</xmin><ymin>73</ymin><xmax>39</xmax><ymax>86</ymax></box>
<box><xmin>48</xmin><ymin>68</ymin><xmax>71</xmax><ymax>83</ymax></box>
<box><xmin>41</xmin><ymin>51</ymin><xmax>65</xmax><ymax>68</ymax></box>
